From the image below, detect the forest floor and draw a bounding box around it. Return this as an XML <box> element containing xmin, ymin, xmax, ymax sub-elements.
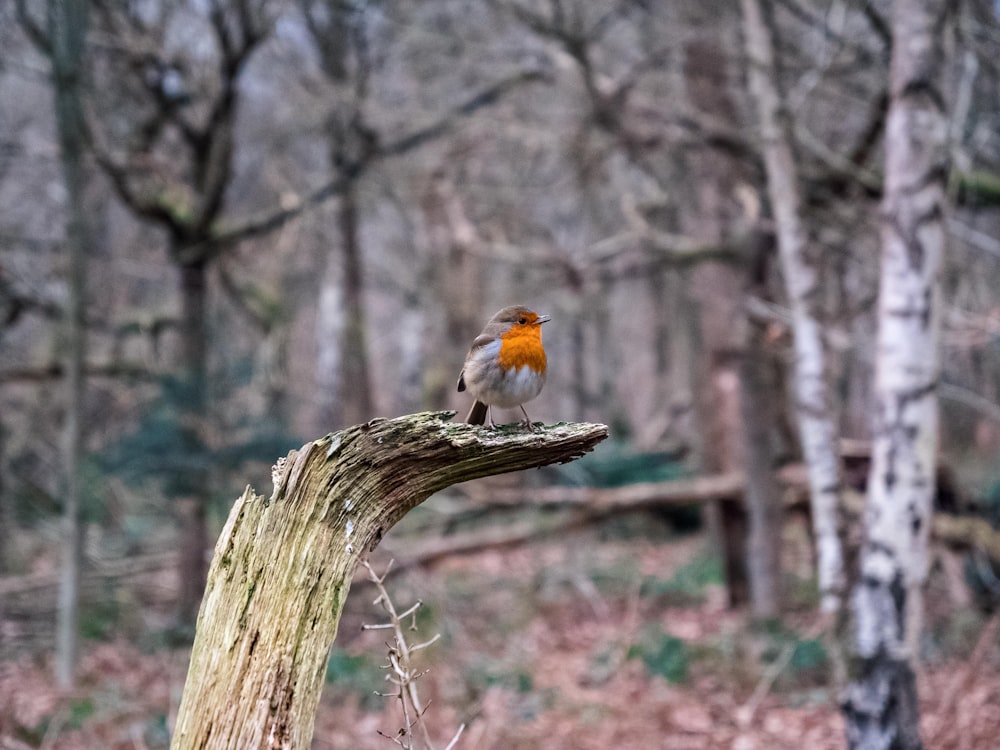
<box><xmin>1</xmin><ymin>521</ymin><xmax>999</xmax><ymax>750</ymax></box>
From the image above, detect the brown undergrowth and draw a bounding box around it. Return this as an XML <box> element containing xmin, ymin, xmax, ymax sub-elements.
<box><xmin>1</xmin><ymin>530</ymin><xmax>998</xmax><ymax>750</ymax></box>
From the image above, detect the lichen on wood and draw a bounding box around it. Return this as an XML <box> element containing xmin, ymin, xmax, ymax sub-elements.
<box><xmin>170</xmin><ymin>411</ymin><xmax>608</xmax><ymax>750</ymax></box>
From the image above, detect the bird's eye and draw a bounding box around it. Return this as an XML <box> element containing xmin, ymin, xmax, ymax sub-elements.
<box><xmin>518</xmin><ymin>317</ymin><xmax>527</xmax><ymax>325</ymax></box>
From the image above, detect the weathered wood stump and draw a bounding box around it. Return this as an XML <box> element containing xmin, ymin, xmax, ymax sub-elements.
<box><xmin>170</xmin><ymin>411</ymin><xmax>608</xmax><ymax>750</ymax></box>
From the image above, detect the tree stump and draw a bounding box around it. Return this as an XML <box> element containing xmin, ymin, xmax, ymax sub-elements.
<box><xmin>170</xmin><ymin>411</ymin><xmax>608</xmax><ymax>750</ymax></box>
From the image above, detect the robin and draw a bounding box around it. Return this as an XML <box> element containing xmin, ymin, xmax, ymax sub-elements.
<box><xmin>457</xmin><ymin>305</ymin><xmax>550</xmax><ymax>429</ymax></box>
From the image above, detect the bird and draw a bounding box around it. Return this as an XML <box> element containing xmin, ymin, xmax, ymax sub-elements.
<box><xmin>457</xmin><ymin>305</ymin><xmax>550</xmax><ymax>430</ymax></box>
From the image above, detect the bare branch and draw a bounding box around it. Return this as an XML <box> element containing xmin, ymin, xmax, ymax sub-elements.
<box><xmin>92</xmin><ymin>152</ymin><xmax>187</xmax><ymax>238</ymax></box>
<box><xmin>198</xmin><ymin>67</ymin><xmax>548</xmax><ymax>257</ymax></box>
<box><xmin>0</xmin><ymin>361</ymin><xmax>152</xmax><ymax>384</ymax></box>
<box><xmin>15</xmin><ymin>0</ymin><xmax>51</xmax><ymax>55</ymax></box>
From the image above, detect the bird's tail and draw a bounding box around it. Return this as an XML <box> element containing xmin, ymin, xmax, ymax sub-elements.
<box><xmin>466</xmin><ymin>400</ymin><xmax>488</xmax><ymax>425</ymax></box>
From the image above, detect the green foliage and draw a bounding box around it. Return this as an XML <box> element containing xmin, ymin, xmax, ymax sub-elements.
<box><xmin>955</xmin><ymin>169</ymin><xmax>1000</xmax><ymax>208</ymax></box>
<box><xmin>552</xmin><ymin>439</ymin><xmax>700</xmax><ymax>532</ymax></box>
<box><xmin>462</xmin><ymin>659</ymin><xmax>552</xmax><ymax>720</ymax></box>
<box><xmin>788</xmin><ymin>638</ymin><xmax>827</xmax><ymax>673</ymax></box>
<box><xmin>640</xmin><ymin>553</ymin><xmax>723</xmax><ymax>605</ymax></box>
<box><xmin>628</xmin><ymin>625</ymin><xmax>689</xmax><ymax>683</ymax></box>
<box><xmin>784</xmin><ymin>573</ymin><xmax>822</xmax><ymax>610</ymax></box>
<box><xmin>325</xmin><ymin>648</ymin><xmax>384</xmax><ymax>710</ymax></box>
<box><xmin>978</xmin><ymin>477</ymin><xmax>1000</xmax><ymax>531</ymax></box>
<box><xmin>21</xmin><ymin>698</ymin><xmax>96</xmax><ymax>743</ymax></box>
<box><xmin>755</xmin><ymin>620</ymin><xmax>830</xmax><ymax>686</ymax></box>
<box><xmin>463</xmin><ymin>656</ymin><xmax>537</xmax><ymax>696</ymax></box>
<box><xmin>552</xmin><ymin>439</ymin><xmax>687</xmax><ymax>488</ymax></box>
<box><xmin>80</xmin><ymin>586</ymin><xmax>122</xmax><ymax>642</ymax></box>
<box><xmin>98</xmin><ymin>375</ymin><xmax>212</xmax><ymax>497</ymax></box>
<box><xmin>98</xmin><ymin>374</ymin><xmax>298</xmax><ymax>499</ymax></box>
<box><xmin>481</xmin><ymin>668</ymin><xmax>534</xmax><ymax>694</ymax></box>
<box><xmin>67</xmin><ymin>697</ymin><xmax>96</xmax><ymax>729</ymax></box>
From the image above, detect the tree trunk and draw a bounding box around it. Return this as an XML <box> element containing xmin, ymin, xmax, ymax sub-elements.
<box><xmin>396</xmin><ymin>291</ymin><xmax>425</xmax><ymax>413</ymax></box>
<box><xmin>170</xmin><ymin>412</ymin><xmax>607</xmax><ymax>750</ymax></box>
<box><xmin>0</xmin><ymin>421</ymin><xmax>6</xmax><ymax>573</ymax></box>
<box><xmin>420</xmin><ymin>172</ymin><xmax>483</xmax><ymax>411</ymax></box>
<box><xmin>741</xmin><ymin>324</ymin><xmax>782</xmax><ymax>618</ymax></box>
<box><xmin>841</xmin><ymin>0</ymin><xmax>951</xmax><ymax>746</ymax></box>
<box><xmin>683</xmin><ymin>18</ymin><xmax>755</xmax><ymax>607</ymax></box>
<box><xmin>665</xmin><ymin>270</ymin><xmax>698</xmax><ymax>448</ymax></box>
<box><xmin>48</xmin><ymin>0</ymin><xmax>90</xmax><ymax>689</ymax></box>
<box><xmin>177</xmin><ymin>260</ymin><xmax>211</xmax><ymax>625</ymax></box>
<box><xmin>338</xmin><ymin>185</ymin><xmax>374</xmax><ymax>426</ymax></box>
<box><xmin>740</xmin><ymin>0</ymin><xmax>846</xmax><ymax>614</ymax></box>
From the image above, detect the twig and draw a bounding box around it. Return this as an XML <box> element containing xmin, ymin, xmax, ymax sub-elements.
<box><xmin>736</xmin><ymin>641</ymin><xmax>797</xmax><ymax>728</ymax></box>
<box><xmin>362</xmin><ymin>560</ymin><xmax>462</xmax><ymax>750</ymax></box>
<box><xmin>736</xmin><ymin>618</ymin><xmax>828</xmax><ymax>728</ymax></box>
<box><xmin>443</xmin><ymin>724</ymin><xmax>466</xmax><ymax>750</ymax></box>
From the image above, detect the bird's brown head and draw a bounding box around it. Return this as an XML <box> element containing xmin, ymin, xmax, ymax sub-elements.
<box><xmin>484</xmin><ymin>305</ymin><xmax>551</xmax><ymax>336</ymax></box>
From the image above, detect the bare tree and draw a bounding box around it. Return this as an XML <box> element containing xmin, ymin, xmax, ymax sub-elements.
<box><xmin>740</xmin><ymin>0</ymin><xmax>845</xmax><ymax>615</ymax></box>
<box><xmin>841</xmin><ymin>0</ymin><xmax>952</xmax><ymax>746</ymax></box>
<box><xmin>300</xmin><ymin>1</ymin><xmax>548</xmax><ymax>429</ymax></box>
<box><xmin>88</xmin><ymin>0</ymin><xmax>274</xmax><ymax>623</ymax></box>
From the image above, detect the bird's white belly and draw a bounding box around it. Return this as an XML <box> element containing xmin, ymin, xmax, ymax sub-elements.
<box><xmin>476</xmin><ymin>364</ymin><xmax>545</xmax><ymax>407</ymax></box>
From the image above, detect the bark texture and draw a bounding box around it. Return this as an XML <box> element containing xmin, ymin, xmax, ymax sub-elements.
<box><xmin>842</xmin><ymin>0</ymin><xmax>951</xmax><ymax>747</ymax></box>
<box><xmin>170</xmin><ymin>412</ymin><xmax>607</xmax><ymax>750</ymax></box>
<box><xmin>741</xmin><ymin>0</ymin><xmax>845</xmax><ymax>614</ymax></box>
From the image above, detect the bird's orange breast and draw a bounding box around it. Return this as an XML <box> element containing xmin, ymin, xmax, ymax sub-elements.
<box><xmin>497</xmin><ymin>326</ymin><xmax>547</xmax><ymax>374</ymax></box>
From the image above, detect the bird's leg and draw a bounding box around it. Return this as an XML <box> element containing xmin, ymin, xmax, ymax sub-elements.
<box><xmin>518</xmin><ymin>405</ymin><xmax>539</xmax><ymax>432</ymax></box>
<box><xmin>487</xmin><ymin>405</ymin><xmax>498</xmax><ymax>429</ymax></box>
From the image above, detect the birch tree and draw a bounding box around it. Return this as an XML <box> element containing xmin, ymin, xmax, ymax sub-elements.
<box><xmin>741</xmin><ymin>0</ymin><xmax>845</xmax><ymax>616</ymax></box>
<box><xmin>842</xmin><ymin>0</ymin><xmax>951</xmax><ymax>746</ymax></box>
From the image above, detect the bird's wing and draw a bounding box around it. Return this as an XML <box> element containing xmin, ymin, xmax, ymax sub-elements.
<box><xmin>457</xmin><ymin>334</ymin><xmax>496</xmax><ymax>391</ymax></box>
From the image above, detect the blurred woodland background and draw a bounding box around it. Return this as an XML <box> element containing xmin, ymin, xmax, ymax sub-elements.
<box><xmin>2</xmin><ymin>0</ymin><xmax>1000</xmax><ymax>748</ymax></box>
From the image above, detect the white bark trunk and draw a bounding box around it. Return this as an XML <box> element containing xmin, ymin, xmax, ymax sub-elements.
<box><xmin>741</xmin><ymin>0</ymin><xmax>845</xmax><ymax>613</ymax></box>
<box><xmin>843</xmin><ymin>0</ymin><xmax>950</xmax><ymax>747</ymax></box>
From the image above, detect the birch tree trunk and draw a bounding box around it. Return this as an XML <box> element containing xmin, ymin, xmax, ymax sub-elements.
<box><xmin>48</xmin><ymin>0</ymin><xmax>91</xmax><ymax>688</ymax></box>
<box><xmin>741</xmin><ymin>0</ymin><xmax>845</xmax><ymax>614</ymax></box>
<box><xmin>841</xmin><ymin>0</ymin><xmax>951</xmax><ymax>746</ymax></box>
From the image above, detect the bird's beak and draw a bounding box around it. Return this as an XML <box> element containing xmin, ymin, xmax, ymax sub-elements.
<box><xmin>537</xmin><ymin>314</ymin><xmax>551</xmax><ymax>325</ymax></box>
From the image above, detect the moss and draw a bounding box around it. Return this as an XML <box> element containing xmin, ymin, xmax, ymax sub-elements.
<box><xmin>955</xmin><ymin>169</ymin><xmax>1000</xmax><ymax>207</ymax></box>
